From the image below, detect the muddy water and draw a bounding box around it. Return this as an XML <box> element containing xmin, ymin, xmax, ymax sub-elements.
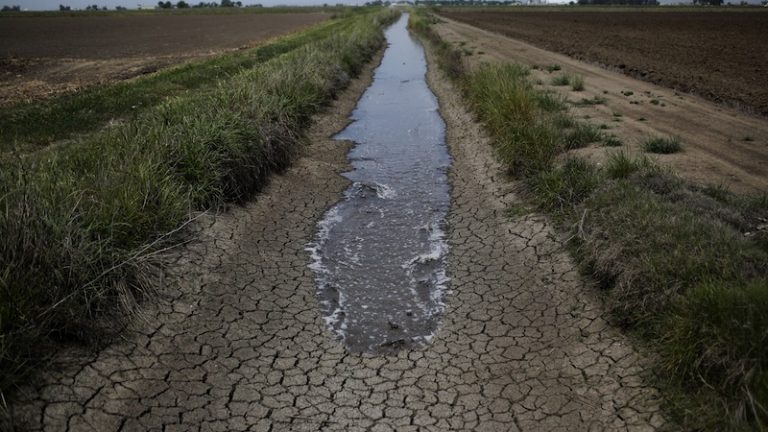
<box><xmin>308</xmin><ymin>14</ymin><xmax>451</xmax><ymax>354</ymax></box>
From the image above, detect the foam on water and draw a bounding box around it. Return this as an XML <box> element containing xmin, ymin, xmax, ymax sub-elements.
<box><xmin>308</xmin><ymin>13</ymin><xmax>452</xmax><ymax>353</ymax></box>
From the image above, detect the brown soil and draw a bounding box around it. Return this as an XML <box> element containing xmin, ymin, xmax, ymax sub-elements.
<box><xmin>439</xmin><ymin>9</ymin><xmax>768</xmax><ymax>117</ymax></box>
<box><xmin>433</xmin><ymin>16</ymin><xmax>768</xmax><ymax>194</ymax></box>
<box><xmin>0</xmin><ymin>12</ymin><xmax>328</xmax><ymax>106</ymax></box>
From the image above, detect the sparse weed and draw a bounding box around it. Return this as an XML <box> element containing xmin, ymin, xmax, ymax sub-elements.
<box><xmin>551</xmin><ymin>73</ymin><xmax>585</xmax><ymax>90</ymax></box>
<box><xmin>551</xmin><ymin>74</ymin><xmax>571</xmax><ymax>86</ymax></box>
<box><xmin>570</xmin><ymin>75</ymin><xmax>585</xmax><ymax>91</ymax></box>
<box><xmin>546</xmin><ymin>64</ymin><xmax>562</xmax><ymax>72</ymax></box>
<box><xmin>574</xmin><ymin>96</ymin><xmax>607</xmax><ymax>106</ymax></box>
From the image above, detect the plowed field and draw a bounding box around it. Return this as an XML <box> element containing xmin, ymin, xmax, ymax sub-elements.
<box><xmin>439</xmin><ymin>10</ymin><xmax>768</xmax><ymax>116</ymax></box>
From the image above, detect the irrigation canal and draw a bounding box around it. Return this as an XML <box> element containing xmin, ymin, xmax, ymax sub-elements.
<box><xmin>309</xmin><ymin>13</ymin><xmax>453</xmax><ymax>354</ymax></box>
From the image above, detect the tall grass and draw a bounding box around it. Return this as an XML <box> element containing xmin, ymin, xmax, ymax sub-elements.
<box><xmin>0</xmin><ymin>15</ymin><xmax>366</xmax><ymax>153</ymax></box>
<box><xmin>412</xmin><ymin>8</ymin><xmax>768</xmax><ymax>430</ymax></box>
<box><xmin>463</xmin><ymin>64</ymin><xmax>563</xmax><ymax>175</ymax></box>
<box><xmin>0</xmin><ymin>8</ymin><xmax>399</xmax><ymax>406</ymax></box>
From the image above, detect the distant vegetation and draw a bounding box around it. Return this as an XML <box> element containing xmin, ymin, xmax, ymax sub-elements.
<box><xmin>50</xmin><ymin>1</ymin><xmax>267</xmax><ymax>11</ymax></box>
<box><xmin>577</xmin><ymin>0</ymin><xmax>659</xmax><ymax>4</ymax></box>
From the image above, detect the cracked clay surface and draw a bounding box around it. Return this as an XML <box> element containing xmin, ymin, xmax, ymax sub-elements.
<box><xmin>11</xmin><ymin>41</ymin><xmax>666</xmax><ymax>431</ymax></box>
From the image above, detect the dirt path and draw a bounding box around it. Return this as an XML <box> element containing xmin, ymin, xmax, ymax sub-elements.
<box><xmin>12</xmin><ymin>41</ymin><xmax>664</xmax><ymax>431</ymax></box>
<box><xmin>434</xmin><ymin>17</ymin><xmax>768</xmax><ymax>194</ymax></box>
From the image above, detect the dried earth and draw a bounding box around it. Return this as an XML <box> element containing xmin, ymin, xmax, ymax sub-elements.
<box><xmin>0</xmin><ymin>12</ymin><xmax>328</xmax><ymax>106</ymax></box>
<box><xmin>11</xmin><ymin>40</ymin><xmax>665</xmax><ymax>431</ymax></box>
<box><xmin>433</xmin><ymin>16</ymin><xmax>768</xmax><ymax>194</ymax></box>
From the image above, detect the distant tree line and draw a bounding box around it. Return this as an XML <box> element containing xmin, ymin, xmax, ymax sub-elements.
<box><xmin>577</xmin><ymin>0</ymin><xmax>659</xmax><ymax>4</ymax></box>
<box><xmin>1</xmin><ymin>4</ymin><xmax>20</xmax><ymax>10</ymax></box>
<box><xmin>57</xmin><ymin>4</ymin><xmax>130</xmax><ymax>9</ymax></box>
<box><xmin>157</xmin><ymin>0</ymin><xmax>246</xmax><ymax>7</ymax></box>
<box><xmin>412</xmin><ymin>0</ymin><xmax>523</xmax><ymax>4</ymax></box>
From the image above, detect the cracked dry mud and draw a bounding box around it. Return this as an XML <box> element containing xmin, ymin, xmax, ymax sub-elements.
<box><xmin>12</xmin><ymin>37</ymin><xmax>666</xmax><ymax>431</ymax></box>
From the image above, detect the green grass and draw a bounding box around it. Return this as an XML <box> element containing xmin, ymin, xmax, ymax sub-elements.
<box><xmin>602</xmin><ymin>134</ymin><xmax>623</xmax><ymax>147</ymax></box>
<box><xmin>565</xmin><ymin>122</ymin><xmax>603</xmax><ymax>149</ymax></box>
<box><xmin>545</xmin><ymin>64</ymin><xmax>562</xmax><ymax>72</ymax></box>
<box><xmin>570</xmin><ymin>75</ymin><xmax>585</xmax><ymax>91</ymax></box>
<box><xmin>551</xmin><ymin>73</ymin><xmax>584</xmax><ymax>91</ymax></box>
<box><xmin>551</xmin><ymin>74</ymin><xmax>571</xmax><ymax>86</ymax></box>
<box><xmin>462</xmin><ymin>63</ymin><xmax>563</xmax><ymax>175</ymax></box>
<box><xmin>644</xmin><ymin>135</ymin><xmax>682</xmax><ymax>154</ymax></box>
<box><xmin>0</xmin><ymin>7</ymin><xmax>399</xmax><ymax>411</ymax></box>
<box><xmin>0</xmin><ymin>15</ymin><xmax>362</xmax><ymax>153</ymax></box>
<box><xmin>532</xmin><ymin>158</ymin><xmax>601</xmax><ymax>214</ymax></box>
<box><xmin>604</xmin><ymin>151</ymin><xmax>649</xmax><ymax>179</ymax></box>
<box><xmin>414</xmin><ymin>9</ymin><xmax>768</xmax><ymax>429</ymax></box>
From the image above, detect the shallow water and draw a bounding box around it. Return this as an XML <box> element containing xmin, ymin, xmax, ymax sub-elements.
<box><xmin>308</xmin><ymin>13</ymin><xmax>451</xmax><ymax>354</ymax></box>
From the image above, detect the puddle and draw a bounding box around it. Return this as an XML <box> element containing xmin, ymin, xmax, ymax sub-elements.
<box><xmin>308</xmin><ymin>13</ymin><xmax>451</xmax><ymax>354</ymax></box>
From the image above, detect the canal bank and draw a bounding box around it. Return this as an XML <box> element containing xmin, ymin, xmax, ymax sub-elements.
<box><xmin>12</xmin><ymin>14</ymin><xmax>666</xmax><ymax>431</ymax></box>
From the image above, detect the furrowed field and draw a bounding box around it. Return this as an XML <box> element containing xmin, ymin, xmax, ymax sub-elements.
<box><xmin>439</xmin><ymin>8</ymin><xmax>768</xmax><ymax>116</ymax></box>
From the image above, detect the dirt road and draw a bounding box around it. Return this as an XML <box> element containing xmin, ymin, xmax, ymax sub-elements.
<box><xmin>435</xmin><ymin>16</ymin><xmax>768</xmax><ymax>194</ymax></box>
<box><xmin>12</xmin><ymin>34</ymin><xmax>664</xmax><ymax>431</ymax></box>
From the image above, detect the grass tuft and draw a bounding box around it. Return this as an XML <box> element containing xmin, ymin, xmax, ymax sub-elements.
<box><xmin>551</xmin><ymin>74</ymin><xmax>571</xmax><ymax>86</ymax></box>
<box><xmin>644</xmin><ymin>135</ymin><xmax>682</xmax><ymax>154</ymax></box>
<box><xmin>570</xmin><ymin>75</ymin><xmax>585</xmax><ymax>91</ymax></box>
<box><xmin>533</xmin><ymin>158</ymin><xmax>601</xmax><ymax>214</ymax></box>
<box><xmin>602</xmin><ymin>134</ymin><xmax>623</xmax><ymax>147</ymax></box>
<box><xmin>604</xmin><ymin>152</ymin><xmax>650</xmax><ymax>179</ymax></box>
<box><xmin>565</xmin><ymin>122</ymin><xmax>603</xmax><ymax>149</ymax></box>
<box><xmin>551</xmin><ymin>73</ymin><xmax>584</xmax><ymax>91</ymax></box>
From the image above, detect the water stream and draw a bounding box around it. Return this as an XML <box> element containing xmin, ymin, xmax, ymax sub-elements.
<box><xmin>308</xmin><ymin>14</ymin><xmax>452</xmax><ymax>354</ymax></box>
